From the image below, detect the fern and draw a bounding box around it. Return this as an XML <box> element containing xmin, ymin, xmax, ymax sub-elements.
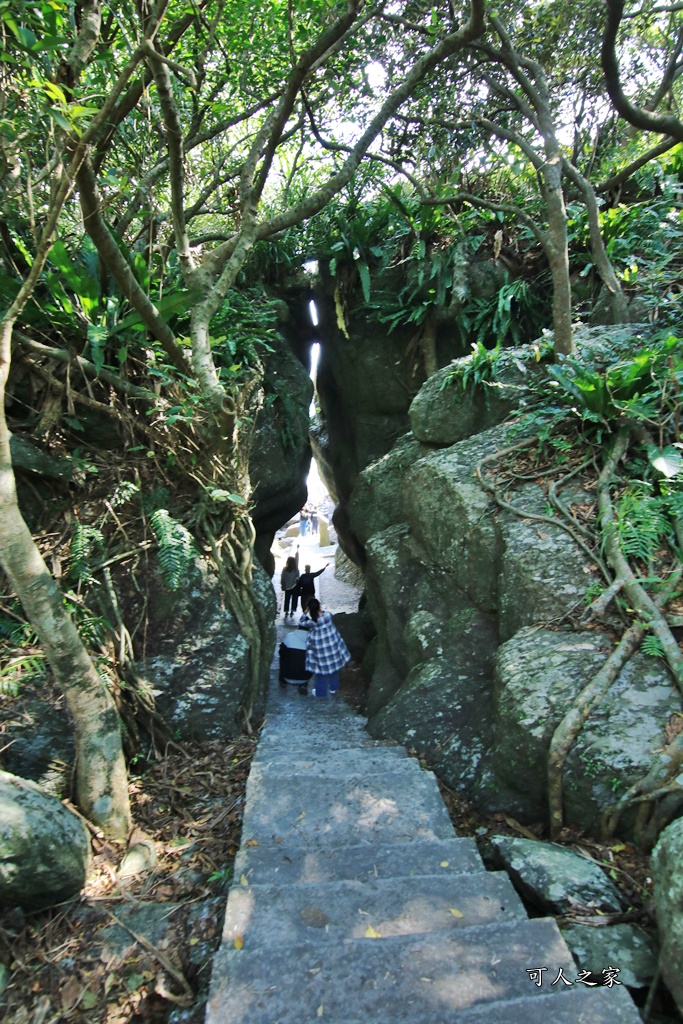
<box><xmin>616</xmin><ymin>485</ymin><xmax>670</xmax><ymax>563</ymax></box>
<box><xmin>69</xmin><ymin>523</ymin><xmax>105</xmax><ymax>583</ymax></box>
<box><xmin>149</xmin><ymin>509</ymin><xmax>197</xmax><ymax>590</ymax></box>
<box><xmin>641</xmin><ymin>634</ymin><xmax>666</xmax><ymax>659</ymax></box>
<box><xmin>0</xmin><ymin>654</ymin><xmax>47</xmax><ymax>695</ymax></box>
<box><xmin>110</xmin><ymin>481</ymin><xmax>140</xmax><ymax>508</ymax></box>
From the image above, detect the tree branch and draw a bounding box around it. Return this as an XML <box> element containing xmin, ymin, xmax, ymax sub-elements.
<box><xmin>76</xmin><ymin>157</ymin><xmax>193</xmax><ymax>378</ymax></box>
<box><xmin>602</xmin><ymin>0</ymin><xmax>683</xmax><ymax>142</ymax></box>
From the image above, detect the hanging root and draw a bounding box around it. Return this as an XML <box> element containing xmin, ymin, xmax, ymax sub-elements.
<box><xmin>548</xmin><ymin>620</ymin><xmax>645</xmax><ymax>839</ymax></box>
<box><xmin>547</xmin><ymin>428</ymin><xmax>683</xmax><ymax>841</ymax></box>
<box><xmin>475</xmin><ymin>438</ymin><xmax>611</xmax><ymax>585</ymax></box>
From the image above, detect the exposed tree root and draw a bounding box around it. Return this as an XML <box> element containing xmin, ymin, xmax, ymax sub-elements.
<box><xmin>547</xmin><ymin>428</ymin><xmax>683</xmax><ymax>842</ymax></box>
<box><xmin>475</xmin><ymin>437</ymin><xmax>611</xmax><ymax>584</ymax></box>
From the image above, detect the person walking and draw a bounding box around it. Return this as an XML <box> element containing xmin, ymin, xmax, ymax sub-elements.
<box><xmin>305</xmin><ymin>599</ymin><xmax>351</xmax><ymax>697</ymax></box>
<box><xmin>280</xmin><ymin>550</ymin><xmax>300</xmax><ymax>618</ymax></box>
<box><xmin>298</xmin><ymin>562</ymin><xmax>327</xmax><ymax>609</ymax></box>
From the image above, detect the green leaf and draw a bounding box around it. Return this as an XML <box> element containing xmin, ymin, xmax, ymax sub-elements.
<box><xmin>110</xmin><ymin>288</ymin><xmax>201</xmax><ymax>335</ymax></box>
<box><xmin>357</xmin><ymin>260</ymin><xmax>371</xmax><ymax>303</ymax></box>
<box><xmin>87</xmin><ymin>323</ymin><xmax>108</xmax><ymax>373</ymax></box>
<box><xmin>650</xmin><ymin>445</ymin><xmax>682</xmax><ymax>479</ymax></box>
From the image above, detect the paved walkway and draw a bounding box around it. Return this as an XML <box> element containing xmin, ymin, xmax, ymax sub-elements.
<box><xmin>206</xmin><ymin>557</ymin><xmax>642</xmax><ymax>1023</ymax></box>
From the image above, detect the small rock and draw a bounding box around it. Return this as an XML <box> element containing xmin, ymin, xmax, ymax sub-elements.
<box><xmin>489</xmin><ymin>835</ymin><xmax>624</xmax><ymax>915</ymax></box>
<box><xmin>117</xmin><ymin>841</ymin><xmax>157</xmax><ymax>881</ymax></box>
<box><xmin>0</xmin><ymin>771</ymin><xmax>90</xmax><ymax>908</ymax></box>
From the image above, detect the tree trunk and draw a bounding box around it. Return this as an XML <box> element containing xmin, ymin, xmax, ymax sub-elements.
<box><xmin>419</xmin><ymin>315</ymin><xmax>439</xmax><ymax>378</ymax></box>
<box><xmin>544</xmin><ymin>166</ymin><xmax>575</xmax><ymax>358</ymax></box>
<box><xmin>0</xmin><ymin>322</ymin><xmax>131</xmax><ymax>839</ymax></box>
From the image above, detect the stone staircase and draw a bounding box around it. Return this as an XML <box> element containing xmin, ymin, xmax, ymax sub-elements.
<box><xmin>206</xmin><ymin>687</ymin><xmax>642</xmax><ymax>1023</ymax></box>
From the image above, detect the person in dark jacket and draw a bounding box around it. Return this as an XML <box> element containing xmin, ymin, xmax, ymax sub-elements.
<box><xmin>298</xmin><ymin>563</ymin><xmax>327</xmax><ymax>608</ymax></box>
<box><xmin>279</xmin><ymin>630</ymin><xmax>312</xmax><ymax>694</ymax></box>
<box><xmin>280</xmin><ymin>550</ymin><xmax>300</xmax><ymax>617</ymax></box>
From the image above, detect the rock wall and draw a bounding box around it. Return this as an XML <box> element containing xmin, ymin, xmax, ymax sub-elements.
<box><xmin>349</xmin><ymin>328</ymin><xmax>682</xmax><ymax>839</ymax></box>
<box><xmin>250</xmin><ymin>335</ymin><xmax>314</xmax><ymax>571</ymax></box>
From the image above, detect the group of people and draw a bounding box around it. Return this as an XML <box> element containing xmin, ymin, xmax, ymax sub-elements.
<box><xmin>299</xmin><ymin>501</ymin><xmax>319</xmax><ymax>536</ymax></box>
<box><xmin>279</xmin><ymin>548</ymin><xmax>327</xmax><ymax>618</ymax></box>
<box><xmin>279</xmin><ymin>548</ymin><xmax>350</xmax><ymax>697</ymax></box>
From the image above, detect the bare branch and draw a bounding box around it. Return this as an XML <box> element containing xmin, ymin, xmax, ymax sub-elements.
<box><xmin>144</xmin><ymin>41</ymin><xmax>196</xmax><ymax>282</ymax></box>
<box><xmin>76</xmin><ymin>157</ymin><xmax>193</xmax><ymax>378</ymax></box>
<box><xmin>602</xmin><ymin>0</ymin><xmax>683</xmax><ymax>142</ymax></box>
<box><xmin>595</xmin><ymin>136</ymin><xmax>680</xmax><ymax>193</ymax></box>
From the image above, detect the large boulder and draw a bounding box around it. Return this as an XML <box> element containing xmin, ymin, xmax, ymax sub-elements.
<box><xmin>139</xmin><ymin>558</ymin><xmax>276</xmax><ymax>740</ymax></box>
<box><xmin>0</xmin><ymin>771</ymin><xmax>90</xmax><ymax>908</ymax></box>
<box><xmin>652</xmin><ymin>817</ymin><xmax>683</xmax><ymax>1014</ymax></box>
<box><xmin>367</xmin><ymin>605</ymin><xmax>498</xmax><ymax>793</ymax></box>
<box><xmin>408</xmin><ymin>345</ymin><xmax>543</xmax><ymax>446</ymax></box>
<box><xmin>347</xmin><ymin>433</ymin><xmax>428</xmax><ymax>549</ymax></box>
<box><xmin>492</xmin><ymin>627</ymin><xmax>683</xmax><ymax>832</ymax></box>
<box><xmin>402</xmin><ymin>426</ymin><xmax>506</xmax><ymax>612</ymax></box>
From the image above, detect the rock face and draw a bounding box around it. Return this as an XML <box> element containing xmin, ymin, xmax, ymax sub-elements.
<box><xmin>351</xmin><ymin>327</ymin><xmax>680</xmax><ymax>839</ymax></box>
<box><xmin>139</xmin><ymin>557</ymin><xmax>276</xmax><ymax>741</ymax></box>
<box><xmin>652</xmin><ymin>818</ymin><xmax>683</xmax><ymax>1014</ymax></box>
<box><xmin>251</xmin><ymin>342</ymin><xmax>313</xmax><ymax>570</ymax></box>
<box><xmin>0</xmin><ymin>770</ymin><xmax>90</xmax><ymax>908</ymax></box>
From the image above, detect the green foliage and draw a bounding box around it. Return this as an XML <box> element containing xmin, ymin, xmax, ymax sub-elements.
<box><xmin>546</xmin><ymin>332</ymin><xmax>683</xmax><ymax>432</ymax></box>
<box><xmin>69</xmin><ymin>524</ymin><xmax>105</xmax><ymax>584</ymax></box>
<box><xmin>197</xmin><ymin>288</ymin><xmax>281</xmax><ymax>385</ymax></box>
<box><xmin>149</xmin><ymin>509</ymin><xmax>197</xmax><ymax>591</ymax></box>
<box><xmin>443</xmin><ymin>340</ymin><xmax>503</xmax><ymax>391</ymax></box>
<box><xmin>641</xmin><ymin>634</ymin><xmax>666</xmax><ymax>659</ymax></box>
<box><xmin>615</xmin><ymin>483</ymin><xmax>671</xmax><ymax>563</ymax></box>
<box><xmin>0</xmin><ymin>654</ymin><xmax>46</xmax><ymax>695</ymax></box>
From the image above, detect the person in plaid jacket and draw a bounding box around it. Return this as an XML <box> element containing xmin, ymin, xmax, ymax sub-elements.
<box><xmin>304</xmin><ymin>599</ymin><xmax>351</xmax><ymax>697</ymax></box>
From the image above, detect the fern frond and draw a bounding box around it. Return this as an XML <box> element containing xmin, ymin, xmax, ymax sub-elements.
<box><xmin>641</xmin><ymin>634</ymin><xmax>666</xmax><ymax>659</ymax></box>
<box><xmin>69</xmin><ymin>523</ymin><xmax>105</xmax><ymax>583</ymax></box>
<box><xmin>150</xmin><ymin>509</ymin><xmax>197</xmax><ymax>590</ymax></box>
<box><xmin>110</xmin><ymin>481</ymin><xmax>140</xmax><ymax>508</ymax></box>
<box><xmin>0</xmin><ymin>654</ymin><xmax>47</xmax><ymax>695</ymax></box>
<box><xmin>616</xmin><ymin>485</ymin><xmax>669</xmax><ymax>563</ymax></box>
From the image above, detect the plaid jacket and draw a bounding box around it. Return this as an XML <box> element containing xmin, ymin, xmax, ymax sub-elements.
<box><xmin>305</xmin><ymin>611</ymin><xmax>351</xmax><ymax>675</ymax></box>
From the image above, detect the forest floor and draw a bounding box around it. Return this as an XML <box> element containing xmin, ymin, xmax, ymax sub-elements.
<box><xmin>0</xmin><ymin>662</ymin><xmax>672</xmax><ymax>1024</ymax></box>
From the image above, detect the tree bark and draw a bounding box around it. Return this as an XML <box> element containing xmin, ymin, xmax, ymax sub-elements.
<box><xmin>1</xmin><ymin>324</ymin><xmax>131</xmax><ymax>838</ymax></box>
<box><xmin>543</xmin><ymin>164</ymin><xmax>575</xmax><ymax>357</ymax></box>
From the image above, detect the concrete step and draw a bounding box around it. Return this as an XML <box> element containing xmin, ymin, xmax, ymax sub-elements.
<box><xmin>234</xmin><ymin>836</ymin><xmax>484</xmax><ymax>886</ymax></box>
<box><xmin>255</xmin><ymin>736</ymin><xmax>403</xmax><ymax>755</ymax></box>
<box><xmin>206</xmin><ymin>917</ymin><xmax>592</xmax><ymax>1024</ymax></box>
<box><xmin>240</xmin><ymin>772</ymin><xmax>456</xmax><ymax>848</ymax></box>
<box><xmin>253</xmin><ymin>744</ymin><xmax>408</xmax><ymax>768</ymax></box>
<box><xmin>249</xmin><ymin>750</ymin><xmax>424</xmax><ymax>780</ymax></box>
<box><xmin>335</xmin><ymin>986</ymin><xmax>642</xmax><ymax>1024</ymax></box>
<box><xmin>221</xmin><ymin>871</ymin><xmax>527</xmax><ymax>948</ymax></box>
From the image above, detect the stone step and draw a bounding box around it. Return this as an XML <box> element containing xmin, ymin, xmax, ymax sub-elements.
<box><xmin>261</xmin><ymin>705</ymin><xmax>367</xmax><ymax>727</ymax></box>
<box><xmin>221</xmin><ymin>871</ymin><xmax>527</xmax><ymax>948</ymax></box>
<box><xmin>253</xmin><ymin>742</ymin><xmax>408</xmax><ymax>765</ymax></box>
<box><xmin>206</xmin><ymin>917</ymin><xmax>587</xmax><ymax>1024</ymax></box>
<box><xmin>255</xmin><ymin>736</ymin><xmax>403</xmax><ymax>755</ymax></box>
<box><xmin>240</xmin><ymin>772</ymin><xmax>456</xmax><ymax>848</ymax></box>
<box><xmin>334</xmin><ymin>986</ymin><xmax>641</xmax><ymax>1024</ymax></box>
<box><xmin>234</xmin><ymin>836</ymin><xmax>484</xmax><ymax>886</ymax></box>
<box><xmin>250</xmin><ymin>749</ymin><xmax>423</xmax><ymax>780</ymax></box>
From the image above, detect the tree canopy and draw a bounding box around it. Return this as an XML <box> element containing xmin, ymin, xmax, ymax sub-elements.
<box><xmin>2</xmin><ymin>0</ymin><xmax>683</xmax><ymax>834</ymax></box>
